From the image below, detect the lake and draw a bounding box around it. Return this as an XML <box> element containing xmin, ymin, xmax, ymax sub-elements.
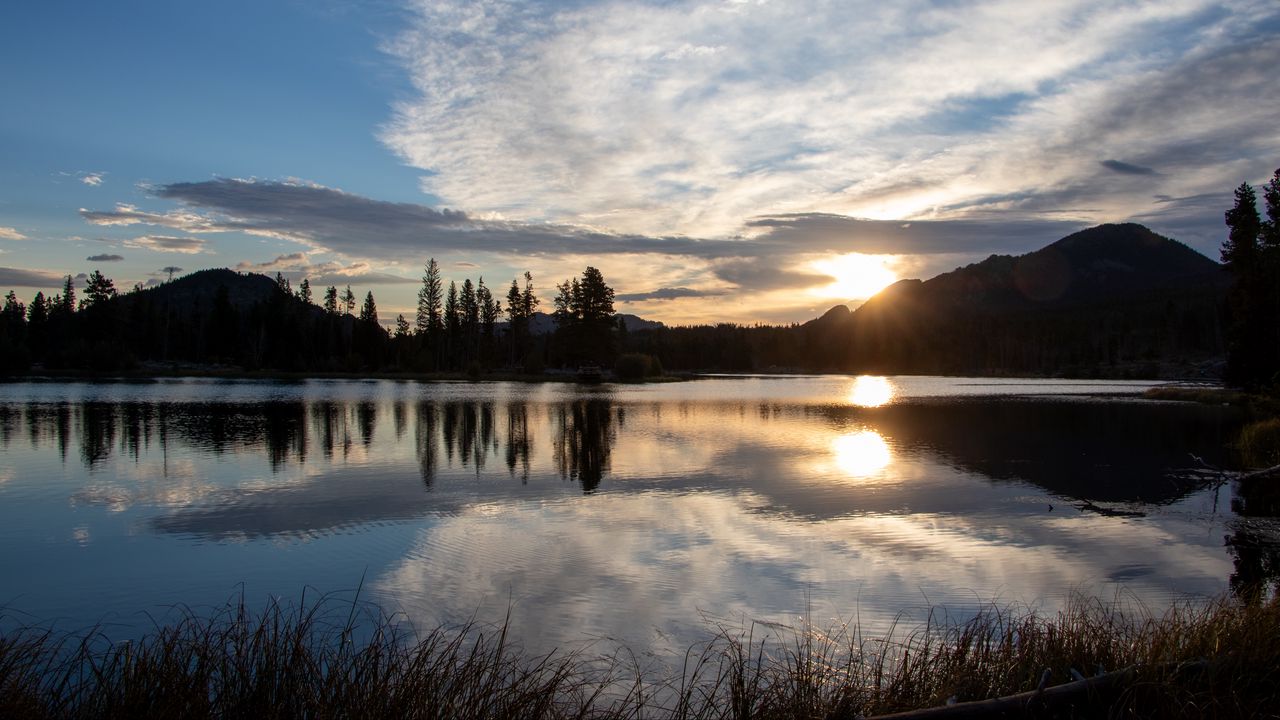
<box><xmin>0</xmin><ymin>375</ymin><xmax>1262</xmax><ymax>661</ymax></box>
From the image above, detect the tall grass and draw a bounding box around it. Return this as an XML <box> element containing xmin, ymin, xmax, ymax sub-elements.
<box><xmin>2</xmin><ymin>591</ymin><xmax>1277</xmax><ymax>719</ymax></box>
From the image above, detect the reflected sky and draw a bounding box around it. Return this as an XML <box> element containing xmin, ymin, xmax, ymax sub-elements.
<box><xmin>0</xmin><ymin>376</ymin><xmax>1263</xmax><ymax>661</ymax></box>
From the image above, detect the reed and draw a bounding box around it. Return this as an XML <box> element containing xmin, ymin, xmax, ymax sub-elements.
<box><xmin>2</xmin><ymin>591</ymin><xmax>1276</xmax><ymax>719</ymax></box>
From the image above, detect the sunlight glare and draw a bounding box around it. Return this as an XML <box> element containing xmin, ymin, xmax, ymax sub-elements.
<box><xmin>832</xmin><ymin>430</ymin><xmax>892</xmax><ymax>479</ymax></box>
<box><xmin>812</xmin><ymin>253</ymin><xmax>898</xmax><ymax>300</ymax></box>
<box><xmin>849</xmin><ymin>375</ymin><xmax>894</xmax><ymax>408</ymax></box>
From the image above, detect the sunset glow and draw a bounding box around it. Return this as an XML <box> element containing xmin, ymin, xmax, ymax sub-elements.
<box><xmin>812</xmin><ymin>253</ymin><xmax>899</xmax><ymax>300</ymax></box>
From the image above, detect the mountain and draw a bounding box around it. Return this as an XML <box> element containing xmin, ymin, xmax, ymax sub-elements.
<box><xmin>521</xmin><ymin>311</ymin><xmax>664</xmax><ymax>335</ymax></box>
<box><xmin>800</xmin><ymin>223</ymin><xmax>1229</xmax><ymax>376</ymax></box>
<box><xmin>128</xmin><ymin>268</ymin><xmax>285</xmax><ymax>311</ymax></box>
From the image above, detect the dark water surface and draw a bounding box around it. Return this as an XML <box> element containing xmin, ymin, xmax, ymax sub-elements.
<box><xmin>0</xmin><ymin>376</ymin><xmax>1259</xmax><ymax>658</ymax></box>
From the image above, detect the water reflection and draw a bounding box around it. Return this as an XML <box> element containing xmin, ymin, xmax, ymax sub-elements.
<box><xmin>553</xmin><ymin>399</ymin><xmax>618</xmax><ymax>493</ymax></box>
<box><xmin>0</xmin><ymin>379</ymin><xmax>1273</xmax><ymax>655</ymax></box>
<box><xmin>831</xmin><ymin>430</ymin><xmax>892</xmax><ymax>479</ymax></box>
<box><xmin>848</xmin><ymin>375</ymin><xmax>894</xmax><ymax>407</ymax></box>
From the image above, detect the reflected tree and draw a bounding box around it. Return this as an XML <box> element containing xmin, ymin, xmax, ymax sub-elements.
<box><xmin>263</xmin><ymin>402</ymin><xmax>308</xmax><ymax>471</ymax></box>
<box><xmin>415</xmin><ymin>401</ymin><xmax>439</xmax><ymax>488</ymax></box>
<box><xmin>505</xmin><ymin>401</ymin><xmax>532</xmax><ymax>483</ymax></box>
<box><xmin>357</xmin><ymin>401</ymin><xmax>377</xmax><ymax>447</ymax></box>
<box><xmin>553</xmin><ymin>398</ymin><xmax>617</xmax><ymax>493</ymax></box>
<box><xmin>79</xmin><ymin>402</ymin><xmax>117</xmax><ymax>467</ymax></box>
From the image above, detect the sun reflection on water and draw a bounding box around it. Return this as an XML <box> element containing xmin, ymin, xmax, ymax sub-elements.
<box><xmin>832</xmin><ymin>430</ymin><xmax>892</xmax><ymax>478</ymax></box>
<box><xmin>849</xmin><ymin>375</ymin><xmax>894</xmax><ymax>407</ymax></box>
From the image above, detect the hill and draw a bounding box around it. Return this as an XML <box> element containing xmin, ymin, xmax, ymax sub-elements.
<box><xmin>799</xmin><ymin>223</ymin><xmax>1228</xmax><ymax>376</ymax></box>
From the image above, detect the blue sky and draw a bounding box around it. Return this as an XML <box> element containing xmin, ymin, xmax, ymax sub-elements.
<box><xmin>2</xmin><ymin>0</ymin><xmax>1279</xmax><ymax>324</ymax></box>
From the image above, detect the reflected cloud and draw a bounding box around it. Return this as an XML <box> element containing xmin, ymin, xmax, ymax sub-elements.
<box><xmin>375</xmin><ymin>488</ymin><xmax>1233</xmax><ymax>662</ymax></box>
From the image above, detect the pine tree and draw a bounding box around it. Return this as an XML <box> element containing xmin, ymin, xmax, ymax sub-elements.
<box><xmin>521</xmin><ymin>271</ymin><xmax>538</xmax><ymax>319</ymax></box>
<box><xmin>395</xmin><ymin>314</ymin><xmax>411</xmax><ymax>338</ymax></box>
<box><xmin>461</xmin><ymin>278</ymin><xmax>479</xmax><ymax>335</ymax></box>
<box><xmin>478</xmin><ymin>278</ymin><xmax>500</xmax><ymax>338</ymax></box>
<box><xmin>298</xmin><ymin>278</ymin><xmax>313</xmax><ymax>305</ymax></box>
<box><xmin>1222</xmin><ymin>176</ymin><xmax>1275</xmax><ymax>387</ymax></box>
<box><xmin>27</xmin><ymin>292</ymin><xmax>48</xmax><ymax>325</ymax></box>
<box><xmin>359</xmin><ymin>291</ymin><xmax>378</xmax><ymax>325</ymax></box>
<box><xmin>1223</xmin><ymin>183</ymin><xmax>1261</xmax><ymax>270</ymax></box>
<box><xmin>274</xmin><ymin>272</ymin><xmax>292</xmax><ymax>295</ymax></box>
<box><xmin>83</xmin><ymin>270</ymin><xmax>117</xmax><ymax>309</ymax></box>
<box><xmin>342</xmin><ymin>285</ymin><xmax>356</xmax><ymax>316</ymax></box>
<box><xmin>57</xmin><ymin>275</ymin><xmax>76</xmax><ymax>316</ymax></box>
<box><xmin>324</xmin><ymin>286</ymin><xmax>339</xmax><ymax>315</ymax></box>
<box><xmin>445</xmin><ymin>281</ymin><xmax>460</xmax><ymax>340</ymax></box>
<box><xmin>417</xmin><ymin>259</ymin><xmax>443</xmax><ymax>336</ymax></box>
<box><xmin>3</xmin><ymin>290</ymin><xmax>24</xmax><ymax>321</ymax></box>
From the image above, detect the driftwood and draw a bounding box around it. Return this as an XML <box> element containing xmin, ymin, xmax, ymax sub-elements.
<box><xmin>864</xmin><ymin>661</ymin><xmax>1207</xmax><ymax>720</ymax></box>
<box><xmin>1238</xmin><ymin>463</ymin><xmax>1280</xmax><ymax>482</ymax></box>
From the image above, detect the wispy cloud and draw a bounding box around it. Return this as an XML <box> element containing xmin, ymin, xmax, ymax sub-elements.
<box><xmin>81</xmin><ymin>172</ymin><xmax>105</xmax><ymax>187</ymax></box>
<box><xmin>123</xmin><ymin>235</ymin><xmax>208</xmax><ymax>254</ymax></box>
<box><xmin>616</xmin><ymin>287</ymin><xmax>727</xmax><ymax>303</ymax></box>
<box><xmin>1100</xmin><ymin>160</ymin><xmax>1157</xmax><ymax>176</ymax></box>
<box><xmin>86</xmin><ymin>253</ymin><xmax>124</xmax><ymax>262</ymax></box>
<box><xmin>235</xmin><ymin>252</ymin><xmax>416</xmax><ymax>285</ymax></box>
<box><xmin>0</xmin><ymin>227</ymin><xmax>28</xmax><ymax>241</ymax></box>
<box><xmin>381</xmin><ymin>0</ymin><xmax>1278</xmax><ymax>252</ymax></box>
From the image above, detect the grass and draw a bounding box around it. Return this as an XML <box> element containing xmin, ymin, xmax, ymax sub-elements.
<box><xmin>1142</xmin><ymin>386</ymin><xmax>1250</xmax><ymax>406</ymax></box>
<box><xmin>2</xmin><ymin>592</ymin><xmax>1278</xmax><ymax>719</ymax></box>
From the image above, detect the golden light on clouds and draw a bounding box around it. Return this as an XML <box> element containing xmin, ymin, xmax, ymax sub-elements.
<box><xmin>848</xmin><ymin>375</ymin><xmax>894</xmax><ymax>408</ymax></box>
<box><xmin>831</xmin><ymin>430</ymin><xmax>892</xmax><ymax>479</ymax></box>
<box><xmin>811</xmin><ymin>253</ymin><xmax>898</xmax><ymax>300</ymax></box>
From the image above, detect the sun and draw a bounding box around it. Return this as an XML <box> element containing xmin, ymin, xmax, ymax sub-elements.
<box><xmin>811</xmin><ymin>253</ymin><xmax>898</xmax><ymax>300</ymax></box>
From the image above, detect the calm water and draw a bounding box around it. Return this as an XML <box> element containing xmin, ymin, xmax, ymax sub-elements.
<box><xmin>0</xmin><ymin>376</ymin><xmax>1259</xmax><ymax>658</ymax></box>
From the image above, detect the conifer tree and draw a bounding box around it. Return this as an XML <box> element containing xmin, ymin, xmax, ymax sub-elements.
<box><xmin>324</xmin><ymin>286</ymin><xmax>339</xmax><ymax>315</ymax></box>
<box><xmin>83</xmin><ymin>270</ymin><xmax>117</xmax><ymax>309</ymax></box>
<box><xmin>417</xmin><ymin>259</ymin><xmax>443</xmax><ymax>336</ymax></box>
<box><xmin>342</xmin><ymin>285</ymin><xmax>356</xmax><ymax>316</ymax></box>
<box><xmin>298</xmin><ymin>278</ymin><xmax>313</xmax><ymax>305</ymax></box>
<box><xmin>359</xmin><ymin>291</ymin><xmax>378</xmax><ymax>325</ymax></box>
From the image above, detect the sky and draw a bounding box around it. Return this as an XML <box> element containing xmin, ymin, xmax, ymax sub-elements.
<box><xmin>2</xmin><ymin>0</ymin><xmax>1279</xmax><ymax>326</ymax></box>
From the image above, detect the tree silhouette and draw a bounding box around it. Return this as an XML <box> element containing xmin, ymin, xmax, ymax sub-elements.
<box><xmin>297</xmin><ymin>278</ymin><xmax>312</xmax><ymax>305</ymax></box>
<box><xmin>83</xmin><ymin>270</ymin><xmax>117</xmax><ymax>309</ymax></box>
<box><xmin>359</xmin><ymin>291</ymin><xmax>378</xmax><ymax>325</ymax></box>
<box><xmin>341</xmin><ymin>285</ymin><xmax>356</xmax><ymax>316</ymax></box>
<box><xmin>323</xmin><ymin>285</ymin><xmax>339</xmax><ymax>315</ymax></box>
<box><xmin>1222</xmin><ymin>171</ymin><xmax>1280</xmax><ymax>388</ymax></box>
<box><xmin>417</xmin><ymin>258</ymin><xmax>443</xmax><ymax>337</ymax></box>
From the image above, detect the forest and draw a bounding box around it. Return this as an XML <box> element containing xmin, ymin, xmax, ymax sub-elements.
<box><xmin>6</xmin><ymin>171</ymin><xmax>1280</xmax><ymax>382</ymax></box>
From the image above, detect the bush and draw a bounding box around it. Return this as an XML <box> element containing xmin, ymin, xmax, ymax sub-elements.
<box><xmin>1239</xmin><ymin>418</ymin><xmax>1280</xmax><ymax>468</ymax></box>
<box><xmin>615</xmin><ymin>353</ymin><xmax>662</xmax><ymax>380</ymax></box>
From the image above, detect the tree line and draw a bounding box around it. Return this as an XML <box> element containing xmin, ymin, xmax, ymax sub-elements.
<box><xmin>0</xmin><ymin>261</ymin><xmax>632</xmax><ymax>376</ymax></box>
<box><xmin>1221</xmin><ymin>168</ymin><xmax>1280</xmax><ymax>389</ymax></box>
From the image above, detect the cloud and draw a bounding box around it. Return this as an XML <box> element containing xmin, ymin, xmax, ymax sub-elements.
<box><xmin>80</xmin><ymin>203</ymin><xmax>228</xmax><ymax>233</ymax></box>
<box><xmin>88</xmin><ymin>178</ymin><xmax>1091</xmax><ymax>267</ymax></box>
<box><xmin>81</xmin><ymin>172</ymin><xmax>105</xmax><ymax>187</ymax></box>
<box><xmin>616</xmin><ymin>287</ymin><xmax>727</xmax><ymax>302</ymax></box>
<box><xmin>380</xmin><ymin>0</ymin><xmax>1278</xmax><ymax>259</ymax></box>
<box><xmin>745</xmin><ymin>214</ymin><xmax>1082</xmax><ymax>255</ymax></box>
<box><xmin>0</xmin><ymin>267</ymin><xmax>63</xmax><ymax>287</ymax></box>
<box><xmin>0</xmin><ymin>227</ymin><xmax>27</xmax><ymax>241</ymax></box>
<box><xmin>711</xmin><ymin>258</ymin><xmax>829</xmax><ymax>292</ymax></box>
<box><xmin>234</xmin><ymin>252</ymin><xmax>416</xmax><ymax>285</ymax></box>
<box><xmin>123</xmin><ymin>235</ymin><xmax>208</xmax><ymax>254</ymax></box>
<box><xmin>86</xmin><ymin>253</ymin><xmax>124</xmax><ymax>262</ymax></box>
<box><xmin>1100</xmin><ymin>160</ymin><xmax>1156</xmax><ymax>176</ymax></box>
